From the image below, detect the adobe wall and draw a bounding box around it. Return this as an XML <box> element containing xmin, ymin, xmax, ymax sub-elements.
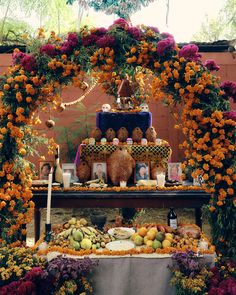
<box><xmin>0</xmin><ymin>52</ymin><xmax>235</xmax><ymax>166</ymax></box>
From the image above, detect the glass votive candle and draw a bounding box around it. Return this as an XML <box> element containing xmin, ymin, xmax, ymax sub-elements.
<box><xmin>113</xmin><ymin>138</ymin><xmax>119</xmax><ymax>145</ymax></box>
<box><xmin>63</xmin><ymin>172</ymin><xmax>71</xmax><ymax>188</ymax></box>
<box><xmin>157</xmin><ymin>173</ymin><xmax>165</xmax><ymax>187</ymax></box>
<box><xmin>141</xmin><ymin>138</ymin><xmax>148</xmax><ymax>146</ymax></box>
<box><xmin>198</xmin><ymin>240</ymin><xmax>208</xmax><ymax>250</ymax></box>
<box><xmin>120</xmin><ymin>180</ymin><xmax>127</xmax><ymax>187</ymax></box>
<box><xmin>126</xmin><ymin>138</ymin><xmax>133</xmax><ymax>145</ymax></box>
<box><xmin>101</xmin><ymin>138</ymin><xmax>107</xmax><ymax>145</ymax></box>
<box><xmin>89</xmin><ymin>137</ymin><xmax>95</xmax><ymax>145</ymax></box>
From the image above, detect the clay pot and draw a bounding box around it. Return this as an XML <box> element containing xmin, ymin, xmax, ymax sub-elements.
<box><xmin>107</xmin><ymin>148</ymin><xmax>135</xmax><ymax>185</ymax></box>
<box><xmin>90</xmin><ymin>211</ymin><xmax>107</xmax><ymax>230</ymax></box>
<box><xmin>76</xmin><ymin>161</ymin><xmax>90</xmax><ymax>183</ymax></box>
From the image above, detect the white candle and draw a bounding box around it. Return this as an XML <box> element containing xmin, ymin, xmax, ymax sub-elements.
<box><xmin>46</xmin><ymin>172</ymin><xmax>53</xmax><ymax>224</ymax></box>
<box><xmin>157</xmin><ymin>173</ymin><xmax>166</xmax><ymax>187</ymax></box>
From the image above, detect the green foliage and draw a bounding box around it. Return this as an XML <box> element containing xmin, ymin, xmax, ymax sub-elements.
<box><xmin>0</xmin><ymin>18</ymin><xmax>33</xmax><ymax>45</ymax></box>
<box><xmin>193</xmin><ymin>0</ymin><xmax>236</xmax><ymax>41</ymax></box>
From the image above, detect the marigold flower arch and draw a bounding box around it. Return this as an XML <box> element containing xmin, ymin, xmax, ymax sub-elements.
<box><xmin>0</xmin><ymin>19</ymin><xmax>235</xmax><ymax>257</ymax></box>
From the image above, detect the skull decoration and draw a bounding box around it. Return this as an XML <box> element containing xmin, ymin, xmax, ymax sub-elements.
<box><xmin>140</xmin><ymin>103</ymin><xmax>149</xmax><ymax>112</ymax></box>
<box><xmin>102</xmin><ymin>103</ymin><xmax>111</xmax><ymax>112</ymax></box>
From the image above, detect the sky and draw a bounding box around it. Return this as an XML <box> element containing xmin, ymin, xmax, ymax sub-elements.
<box><xmin>87</xmin><ymin>0</ymin><xmax>226</xmax><ymax>42</ymax></box>
<box><xmin>0</xmin><ymin>0</ymin><xmax>226</xmax><ymax>42</ymax></box>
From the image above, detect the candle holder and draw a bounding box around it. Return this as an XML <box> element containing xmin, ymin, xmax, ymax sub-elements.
<box><xmin>45</xmin><ymin>223</ymin><xmax>52</xmax><ymax>243</ymax></box>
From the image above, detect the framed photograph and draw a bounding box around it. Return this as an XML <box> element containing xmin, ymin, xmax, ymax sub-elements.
<box><xmin>92</xmin><ymin>162</ymin><xmax>107</xmax><ymax>182</ymax></box>
<box><xmin>168</xmin><ymin>162</ymin><xmax>182</xmax><ymax>182</ymax></box>
<box><xmin>39</xmin><ymin>161</ymin><xmax>53</xmax><ymax>180</ymax></box>
<box><xmin>62</xmin><ymin>163</ymin><xmax>78</xmax><ymax>182</ymax></box>
<box><xmin>193</xmin><ymin>174</ymin><xmax>204</xmax><ymax>186</ymax></box>
<box><xmin>135</xmin><ymin>162</ymin><xmax>150</xmax><ymax>182</ymax></box>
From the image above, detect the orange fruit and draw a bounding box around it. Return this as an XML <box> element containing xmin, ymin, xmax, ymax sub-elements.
<box><xmin>138</xmin><ymin>227</ymin><xmax>148</xmax><ymax>237</ymax></box>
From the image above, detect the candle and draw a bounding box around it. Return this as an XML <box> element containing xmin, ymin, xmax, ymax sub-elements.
<box><xmin>46</xmin><ymin>171</ymin><xmax>53</xmax><ymax>224</ymax></box>
<box><xmin>157</xmin><ymin>173</ymin><xmax>166</xmax><ymax>187</ymax></box>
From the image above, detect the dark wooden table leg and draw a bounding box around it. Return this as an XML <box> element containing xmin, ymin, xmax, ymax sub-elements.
<box><xmin>34</xmin><ymin>208</ymin><xmax>41</xmax><ymax>242</ymax></box>
<box><xmin>195</xmin><ymin>207</ymin><xmax>202</xmax><ymax>229</ymax></box>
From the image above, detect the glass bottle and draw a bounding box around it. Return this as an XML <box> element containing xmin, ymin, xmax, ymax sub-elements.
<box><xmin>53</xmin><ymin>146</ymin><xmax>63</xmax><ymax>184</ymax></box>
<box><xmin>167</xmin><ymin>207</ymin><xmax>178</xmax><ymax>229</ymax></box>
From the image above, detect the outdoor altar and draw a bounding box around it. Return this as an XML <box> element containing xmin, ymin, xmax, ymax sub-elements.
<box><xmin>0</xmin><ymin>7</ymin><xmax>235</xmax><ymax>294</ymax></box>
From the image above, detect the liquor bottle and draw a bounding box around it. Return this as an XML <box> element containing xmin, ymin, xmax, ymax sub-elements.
<box><xmin>53</xmin><ymin>145</ymin><xmax>63</xmax><ymax>184</ymax></box>
<box><xmin>167</xmin><ymin>207</ymin><xmax>178</xmax><ymax>229</ymax></box>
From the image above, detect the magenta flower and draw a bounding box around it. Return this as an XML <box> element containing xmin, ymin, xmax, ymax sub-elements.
<box><xmin>110</xmin><ymin>18</ymin><xmax>130</xmax><ymax>29</ymax></box>
<box><xmin>128</xmin><ymin>27</ymin><xmax>142</xmax><ymax>40</ymax></box>
<box><xmin>156</xmin><ymin>37</ymin><xmax>176</xmax><ymax>56</ymax></box>
<box><xmin>60</xmin><ymin>32</ymin><xmax>79</xmax><ymax>54</ymax></box>
<box><xmin>67</xmin><ymin>32</ymin><xmax>79</xmax><ymax>46</ymax></box>
<box><xmin>20</xmin><ymin>54</ymin><xmax>37</xmax><ymax>72</ymax></box>
<box><xmin>82</xmin><ymin>34</ymin><xmax>99</xmax><ymax>46</ymax></box>
<box><xmin>94</xmin><ymin>27</ymin><xmax>108</xmax><ymax>36</ymax></box>
<box><xmin>203</xmin><ymin>59</ymin><xmax>220</xmax><ymax>71</ymax></box>
<box><xmin>223</xmin><ymin>111</ymin><xmax>236</xmax><ymax>121</ymax></box>
<box><xmin>40</xmin><ymin>44</ymin><xmax>57</xmax><ymax>57</ymax></box>
<box><xmin>12</xmin><ymin>51</ymin><xmax>26</xmax><ymax>65</ymax></box>
<box><xmin>220</xmin><ymin>81</ymin><xmax>236</xmax><ymax>102</ymax></box>
<box><xmin>96</xmin><ymin>35</ymin><xmax>116</xmax><ymax>47</ymax></box>
<box><xmin>161</xmin><ymin>32</ymin><xmax>174</xmax><ymax>39</ymax></box>
<box><xmin>179</xmin><ymin>44</ymin><xmax>202</xmax><ymax>61</ymax></box>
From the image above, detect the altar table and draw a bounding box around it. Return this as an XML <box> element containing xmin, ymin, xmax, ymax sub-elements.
<box><xmin>32</xmin><ymin>189</ymin><xmax>210</xmax><ymax>242</ymax></box>
<box><xmin>46</xmin><ymin>252</ymin><xmax>215</xmax><ymax>295</ymax></box>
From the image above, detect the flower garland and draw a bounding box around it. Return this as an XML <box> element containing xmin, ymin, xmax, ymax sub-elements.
<box><xmin>0</xmin><ymin>20</ymin><xmax>235</xmax><ymax>258</ymax></box>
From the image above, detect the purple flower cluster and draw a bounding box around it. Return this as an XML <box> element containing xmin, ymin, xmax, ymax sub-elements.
<box><xmin>156</xmin><ymin>37</ymin><xmax>176</xmax><ymax>56</ymax></box>
<box><xmin>47</xmin><ymin>256</ymin><xmax>98</xmax><ymax>281</ymax></box>
<box><xmin>82</xmin><ymin>34</ymin><xmax>99</xmax><ymax>46</ymax></box>
<box><xmin>208</xmin><ymin>266</ymin><xmax>236</xmax><ymax>295</ymax></box>
<box><xmin>220</xmin><ymin>81</ymin><xmax>236</xmax><ymax>103</ymax></box>
<box><xmin>161</xmin><ymin>32</ymin><xmax>174</xmax><ymax>39</ymax></box>
<box><xmin>12</xmin><ymin>51</ymin><xmax>25</xmax><ymax>65</ymax></box>
<box><xmin>110</xmin><ymin>18</ymin><xmax>130</xmax><ymax>29</ymax></box>
<box><xmin>203</xmin><ymin>59</ymin><xmax>220</xmax><ymax>71</ymax></box>
<box><xmin>223</xmin><ymin>110</ymin><xmax>236</xmax><ymax>121</ymax></box>
<box><xmin>171</xmin><ymin>250</ymin><xmax>201</xmax><ymax>277</ymax></box>
<box><xmin>96</xmin><ymin>35</ymin><xmax>116</xmax><ymax>48</ymax></box>
<box><xmin>40</xmin><ymin>44</ymin><xmax>57</xmax><ymax>57</ymax></box>
<box><xmin>147</xmin><ymin>26</ymin><xmax>160</xmax><ymax>33</ymax></box>
<box><xmin>179</xmin><ymin>44</ymin><xmax>202</xmax><ymax>61</ymax></box>
<box><xmin>128</xmin><ymin>27</ymin><xmax>142</xmax><ymax>40</ymax></box>
<box><xmin>20</xmin><ymin>54</ymin><xmax>37</xmax><ymax>72</ymax></box>
<box><xmin>61</xmin><ymin>32</ymin><xmax>79</xmax><ymax>54</ymax></box>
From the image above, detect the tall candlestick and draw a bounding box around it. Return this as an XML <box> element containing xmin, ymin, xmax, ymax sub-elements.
<box><xmin>46</xmin><ymin>171</ymin><xmax>53</xmax><ymax>224</ymax></box>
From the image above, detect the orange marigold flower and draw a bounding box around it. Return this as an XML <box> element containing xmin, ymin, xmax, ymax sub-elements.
<box><xmin>226</xmin><ymin>168</ymin><xmax>233</xmax><ymax>175</ymax></box>
<box><xmin>217</xmin><ymin>200</ymin><xmax>224</xmax><ymax>206</ymax></box>
<box><xmin>203</xmin><ymin>163</ymin><xmax>209</xmax><ymax>171</ymax></box>
<box><xmin>227</xmin><ymin>188</ymin><xmax>234</xmax><ymax>195</ymax></box>
<box><xmin>209</xmin><ymin>206</ymin><xmax>216</xmax><ymax>212</ymax></box>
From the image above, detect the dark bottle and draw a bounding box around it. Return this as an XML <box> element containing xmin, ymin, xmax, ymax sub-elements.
<box><xmin>167</xmin><ymin>207</ymin><xmax>178</xmax><ymax>229</ymax></box>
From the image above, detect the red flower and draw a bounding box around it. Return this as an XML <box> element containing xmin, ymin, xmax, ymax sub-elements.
<box><xmin>203</xmin><ymin>59</ymin><xmax>220</xmax><ymax>71</ymax></box>
<box><xmin>96</xmin><ymin>35</ymin><xmax>116</xmax><ymax>47</ymax></box>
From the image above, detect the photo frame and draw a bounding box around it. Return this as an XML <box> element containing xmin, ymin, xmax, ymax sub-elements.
<box><xmin>168</xmin><ymin>162</ymin><xmax>182</xmax><ymax>182</ymax></box>
<box><xmin>134</xmin><ymin>162</ymin><xmax>150</xmax><ymax>182</ymax></box>
<box><xmin>193</xmin><ymin>174</ymin><xmax>204</xmax><ymax>186</ymax></box>
<box><xmin>62</xmin><ymin>163</ymin><xmax>78</xmax><ymax>182</ymax></box>
<box><xmin>91</xmin><ymin>162</ymin><xmax>107</xmax><ymax>182</ymax></box>
<box><xmin>39</xmin><ymin>161</ymin><xmax>53</xmax><ymax>180</ymax></box>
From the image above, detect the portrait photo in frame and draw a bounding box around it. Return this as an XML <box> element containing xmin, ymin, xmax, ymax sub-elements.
<box><xmin>39</xmin><ymin>161</ymin><xmax>53</xmax><ymax>180</ymax></box>
<box><xmin>134</xmin><ymin>162</ymin><xmax>150</xmax><ymax>182</ymax></box>
<box><xmin>92</xmin><ymin>162</ymin><xmax>107</xmax><ymax>182</ymax></box>
<box><xmin>62</xmin><ymin>163</ymin><xmax>78</xmax><ymax>182</ymax></box>
<box><xmin>168</xmin><ymin>162</ymin><xmax>182</xmax><ymax>182</ymax></box>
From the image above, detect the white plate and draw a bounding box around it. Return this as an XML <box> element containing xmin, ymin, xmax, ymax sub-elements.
<box><xmin>108</xmin><ymin>227</ymin><xmax>135</xmax><ymax>240</ymax></box>
<box><xmin>106</xmin><ymin>240</ymin><xmax>135</xmax><ymax>251</ymax></box>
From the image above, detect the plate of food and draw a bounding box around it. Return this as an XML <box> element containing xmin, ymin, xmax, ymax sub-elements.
<box><xmin>108</xmin><ymin>227</ymin><xmax>135</xmax><ymax>240</ymax></box>
<box><xmin>106</xmin><ymin>240</ymin><xmax>135</xmax><ymax>251</ymax></box>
